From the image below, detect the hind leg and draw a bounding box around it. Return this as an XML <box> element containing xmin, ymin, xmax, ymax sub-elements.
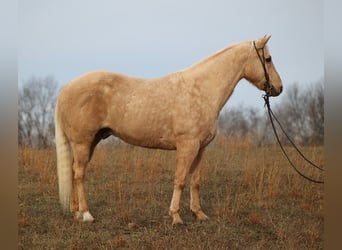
<box><xmin>71</xmin><ymin>178</ymin><xmax>79</xmax><ymax>212</ymax></box>
<box><xmin>71</xmin><ymin>143</ymin><xmax>94</xmax><ymax>222</ymax></box>
<box><xmin>71</xmin><ymin>133</ymin><xmax>103</xmax><ymax>221</ymax></box>
<box><xmin>190</xmin><ymin>148</ymin><xmax>209</xmax><ymax>221</ymax></box>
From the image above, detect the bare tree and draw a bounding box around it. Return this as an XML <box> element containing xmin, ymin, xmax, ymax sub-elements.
<box><xmin>218</xmin><ymin>80</ymin><xmax>324</xmax><ymax>147</ymax></box>
<box><xmin>274</xmin><ymin>80</ymin><xmax>324</xmax><ymax>145</ymax></box>
<box><xmin>18</xmin><ymin>76</ymin><xmax>58</xmax><ymax>148</ymax></box>
<box><xmin>304</xmin><ymin>81</ymin><xmax>324</xmax><ymax>145</ymax></box>
<box><xmin>219</xmin><ymin>108</ymin><xmax>250</xmax><ymax>138</ymax></box>
<box><xmin>218</xmin><ymin>106</ymin><xmax>265</xmax><ymax>145</ymax></box>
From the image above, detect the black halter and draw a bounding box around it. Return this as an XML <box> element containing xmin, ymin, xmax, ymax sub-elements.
<box><xmin>253</xmin><ymin>41</ymin><xmax>273</xmax><ymax>95</ymax></box>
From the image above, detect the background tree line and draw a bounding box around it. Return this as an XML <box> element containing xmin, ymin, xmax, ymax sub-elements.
<box><xmin>18</xmin><ymin>76</ymin><xmax>58</xmax><ymax>148</ymax></box>
<box><xmin>218</xmin><ymin>80</ymin><xmax>324</xmax><ymax>146</ymax></box>
<box><xmin>18</xmin><ymin>77</ymin><xmax>324</xmax><ymax>148</ymax></box>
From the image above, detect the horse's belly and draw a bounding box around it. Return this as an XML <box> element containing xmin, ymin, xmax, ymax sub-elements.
<box><xmin>112</xmin><ymin>120</ymin><xmax>176</xmax><ymax>150</ymax></box>
<box><xmin>116</xmin><ymin>131</ymin><xmax>176</xmax><ymax>150</ymax></box>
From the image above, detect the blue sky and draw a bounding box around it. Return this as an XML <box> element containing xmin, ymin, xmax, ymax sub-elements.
<box><xmin>18</xmin><ymin>0</ymin><xmax>323</xmax><ymax>111</ymax></box>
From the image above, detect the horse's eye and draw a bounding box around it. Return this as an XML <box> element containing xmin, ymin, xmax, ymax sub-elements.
<box><xmin>265</xmin><ymin>56</ymin><xmax>272</xmax><ymax>63</ymax></box>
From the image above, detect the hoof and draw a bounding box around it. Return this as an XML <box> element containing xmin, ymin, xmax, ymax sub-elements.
<box><xmin>83</xmin><ymin>211</ymin><xmax>95</xmax><ymax>222</ymax></box>
<box><xmin>172</xmin><ymin>218</ymin><xmax>184</xmax><ymax>225</ymax></box>
<box><xmin>75</xmin><ymin>211</ymin><xmax>94</xmax><ymax>222</ymax></box>
<box><xmin>74</xmin><ymin>211</ymin><xmax>83</xmax><ymax>220</ymax></box>
<box><xmin>192</xmin><ymin>210</ymin><xmax>209</xmax><ymax>221</ymax></box>
<box><xmin>169</xmin><ymin>210</ymin><xmax>184</xmax><ymax>225</ymax></box>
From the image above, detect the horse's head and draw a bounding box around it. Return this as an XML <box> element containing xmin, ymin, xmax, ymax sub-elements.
<box><xmin>243</xmin><ymin>35</ymin><xmax>283</xmax><ymax>97</ymax></box>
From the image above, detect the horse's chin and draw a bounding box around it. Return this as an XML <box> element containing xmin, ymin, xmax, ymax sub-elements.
<box><xmin>269</xmin><ymin>91</ymin><xmax>281</xmax><ymax>97</ymax></box>
<box><xmin>266</xmin><ymin>87</ymin><xmax>282</xmax><ymax>97</ymax></box>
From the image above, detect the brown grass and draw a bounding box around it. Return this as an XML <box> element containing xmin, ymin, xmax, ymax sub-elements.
<box><xmin>18</xmin><ymin>137</ymin><xmax>324</xmax><ymax>249</ymax></box>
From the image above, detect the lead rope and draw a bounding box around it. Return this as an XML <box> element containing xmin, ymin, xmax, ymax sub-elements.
<box><xmin>263</xmin><ymin>94</ymin><xmax>324</xmax><ymax>184</ymax></box>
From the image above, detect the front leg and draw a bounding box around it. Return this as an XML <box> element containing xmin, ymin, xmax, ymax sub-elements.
<box><xmin>190</xmin><ymin>148</ymin><xmax>209</xmax><ymax>221</ymax></box>
<box><xmin>169</xmin><ymin>139</ymin><xmax>200</xmax><ymax>225</ymax></box>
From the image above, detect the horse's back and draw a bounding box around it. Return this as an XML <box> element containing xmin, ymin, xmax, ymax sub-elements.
<box><xmin>60</xmin><ymin>70</ymin><xmax>133</xmax><ymax>94</ymax></box>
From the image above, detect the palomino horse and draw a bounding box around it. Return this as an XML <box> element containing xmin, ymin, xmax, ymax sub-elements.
<box><xmin>55</xmin><ymin>35</ymin><xmax>282</xmax><ymax>224</ymax></box>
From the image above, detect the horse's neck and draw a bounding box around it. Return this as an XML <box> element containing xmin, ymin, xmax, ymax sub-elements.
<box><xmin>182</xmin><ymin>42</ymin><xmax>250</xmax><ymax>114</ymax></box>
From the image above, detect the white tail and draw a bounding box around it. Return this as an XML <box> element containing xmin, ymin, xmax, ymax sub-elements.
<box><xmin>55</xmin><ymin>100</ymin><xmax>73</xmax><ymax>211</ymax></box>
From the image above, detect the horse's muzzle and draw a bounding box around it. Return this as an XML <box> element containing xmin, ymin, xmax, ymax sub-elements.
<box><xmin>265</xmin><ymin>82</ymin><xmax>282</xmax><ymax>97</ymax></box>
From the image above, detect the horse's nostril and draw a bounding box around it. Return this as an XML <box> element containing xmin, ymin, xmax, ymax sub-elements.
<box><xmin>279</xmin><ymin>86</ymin><xmax>283</xmax><ymax>93</ymax></box>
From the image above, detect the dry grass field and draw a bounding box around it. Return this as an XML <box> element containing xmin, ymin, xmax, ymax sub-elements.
<box><xmin>18</xmin><ymin>136</ymin><xmax>324</xmax><ymax>249</ymax></box>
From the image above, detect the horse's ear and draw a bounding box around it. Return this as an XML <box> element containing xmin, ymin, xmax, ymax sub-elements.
<box><xmin>255</xmin><ymin>35</ymin><xmax>271</xmax><ymax>49</ymax></box>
